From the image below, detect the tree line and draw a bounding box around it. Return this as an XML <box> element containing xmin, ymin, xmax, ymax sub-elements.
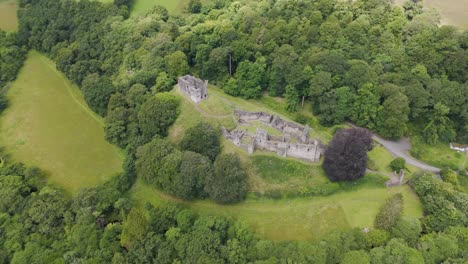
<box><xmin>1</xmin><ymin>154</ymin><xmax>468</xmax><ymax>263</ymax></box>
<box><xmin>0</xmin><ymin>31</ymin><xmax>27</xmax><ymax>112</ymax></box>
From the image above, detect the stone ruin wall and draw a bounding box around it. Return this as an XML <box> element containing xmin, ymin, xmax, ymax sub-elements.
<box><xmin>223</xmin><ymin>110</ymin><xmax>323</xmax><ymax>162</ymax></box>
<box><xmin>178</xmin><ymin>75</ymin><xmax>209</xmax><ymax>104</ymax></box>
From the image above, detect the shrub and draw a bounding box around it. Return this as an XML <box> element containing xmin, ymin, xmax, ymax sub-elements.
<box><xmin>440</xmin><ymin>167</ymin><xmax>460</xmax><ymax>187</ymax></box>
<box><xmin>374</xmin><ymin>193</ymin><xmax>404</xmax><ymax>230</ymax></box>
<box><xmin>389</xmin><ymin>158</ymin><xmax>406</xmax><ymax>173</ymax></box>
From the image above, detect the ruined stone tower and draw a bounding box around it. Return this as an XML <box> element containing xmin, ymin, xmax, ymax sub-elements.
<box><xmin>178</xmin><ymin>75</ymin><xmax>208</xmax><ymax>104</ymax></box>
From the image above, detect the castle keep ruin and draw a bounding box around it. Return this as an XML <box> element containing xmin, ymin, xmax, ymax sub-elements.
<box><xmin>178</xmin><ymin>75</ymin><xmax>208</xmax><ymax>103</ymax></box>
<box><xmin>222</xmin><ymin>110</ymin><xmax>323</xmax><ymax>162</ymax></box>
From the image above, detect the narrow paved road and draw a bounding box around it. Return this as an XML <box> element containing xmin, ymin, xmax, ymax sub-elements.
<box><xmin>372</xmin><ymin>135</ymin><xmax>441</xmax><ymax>173</ymax></box>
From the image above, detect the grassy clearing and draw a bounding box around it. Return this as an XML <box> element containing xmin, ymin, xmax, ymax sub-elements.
<box><xmin>130</xmin><ymin>0</ymin><xmax>214</xmax><ymax>16</ymax></box>
<box><xmin>130</xmin><ymin>178</ymin><xmax>423</xmax><ymax>241</ymax></box>
<box><xmin>410</xmin><ymin>138</ymin><xmax>466</xmax><ymax>172</ymax></box>
<box><xmin>0</xmin><ymin>0</ymin><xmax>18</xmax><ymax>32</ymax></box>
<box><xmin>368</xmin><ymin>144</ymin><xmax>419</xmax><ymax>174</ymax></box>
<box><xmin>394</xmin><ymin>0</ymin><xmax>468</xmax><ymax>28</ymax></box>
<box><xmin>131</xmin><ymin>0</ymin><xmax>183</xmax><ymax>16</ymax></box>
<box><xmin>0</xmin><ymin>51</ymin><xmax>123</xmax><ymax>193</ymax></box>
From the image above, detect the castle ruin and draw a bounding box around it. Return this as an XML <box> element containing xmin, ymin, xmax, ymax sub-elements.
<box><xmin>178</xmin><ymin>75</ymin><xmax>208</xmax><ymax>103</ymax></box>
<box><xmin>222</xmin><ymin>110</ymin><xmax>323</xmax><ymax>162</ymax></box>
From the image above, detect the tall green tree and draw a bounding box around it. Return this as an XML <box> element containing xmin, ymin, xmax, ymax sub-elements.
<box><xmin>205</xmin><ymin>154</ymin><xmax>248</xmax><ymax>204</ymax></box>
<box><xmin>180</xmin><ymin>122</ymin><xmax>220</xmax><ymax>161</ymax></box>
<box><xmin>81</xmin><ymin>74</ymin><xmax>115</xmax><ymax>116</ymax></box>
<box><xmin>137</xmin><ymin>92</ymin><xmax>180</xmax><ymax>140</ymax></box>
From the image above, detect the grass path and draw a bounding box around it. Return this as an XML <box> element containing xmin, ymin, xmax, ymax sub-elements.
<box><xmin>0</xmin><ymin>51</ymin><xmax>123</xmax><ymax>193</ymax></box>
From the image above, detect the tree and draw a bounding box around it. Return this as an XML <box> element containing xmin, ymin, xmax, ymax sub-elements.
<box><xmin>318</xmin><ymin>86</ymin><xmax>354</xmax><ymax>125</ymax></box>
<box><xmin>177</xmin><ymin>151</ymin><xmax>213</xmax><ymax>199</ymax></box>
<box><xmin>322</xmin><ymin>128</ymin><xmax>373</xmax><ymax>182</ymax></box>
<box><xmin>370</xmin><ymin>239</ymin><xmax>424</xmax><ymax>264</ymax></box>
<box><xmin>390</xmin><ymin>218</ymin><xmax>421</xmax><ymax>247</ymax></box>
<box><xmin>389</xmin><ymin>158</ymin><xmax>406</xmax><ymax>173</ymax></box>
<box><xmin>374</xmin><ymin>193</ymin><xmax>404</xmax><ymax>231</ymax></box>
<box><xmin>418</xmin><ymin>233</ymin><xmax>459</xmax><ymax>264</ymax></box>
<box><xmin>180</xmin><ymin>122</ymin><xmax>220</xmax><ymax>161</ymax></box>
<box><xmin>376</xmin><ymin>84</ymin><xmax>410</xmax><ymax>139</ymax></box>
<box><xmin>154</xmin><ymin>72</ymin><xmax>174</xmax><ymax>93</ymax></box>
<box><xmin>422</xmin><ymin>103</ymin><xmax>456</xmax><ymax>144</ymax></box>
<box><xmin>284</xmin><ymin>84</ymin><xmax>299</xmax><ymax>112</ymax></box>
<box><xmin>81</xmin><ymin>74</ymin><xmax>115</xmax><ymax>116</ymax></box>
<box><xmin>187</xmin><ymin>0</ymin><xmax>202</xmax><ymax>13</ymax></box>
<box><xmin>121</xmin><ymin>208</ymin><xmax>149</xmax><ymax>248</ymax></box>
<box><xmin>165</xmin><ymin>51</ymin><xmax>189</xmax><ymax>80</ymax></box>
<box><xmin>440</xmin><ymin>168</ymin><xmax>460</xmax><ymax>187</ymax></box>
<box><xmin>234</xmin><ymin>60</ymin><xmax>265</xmax><ymax>99</ymax></box>
<box><xmin>205</xmin><ymin>154</ymin><xmax>248</xmax><ymax>204</ymax></box>
<box><xmin>114</xmin><ymin>0</ymin><xmax>132</xmax><ymax>8</ymax></box>
<box><xmin>137</xmin><ymin>92</ymin><xmax>180</xmax><ymax>140</ymax></box>
<box><xmin>341</xmin><ymin>250</ymin><xmax>370</xmax><ymax>264</ymax></box>
<box><xmin>351</xmin><ymin>83</ymin><xmax>380</xmax><ymax>130</ymax></box>
<box><xmin>135</xmin><ymin>137</ymin><xmax>175</xmax><ymax>186</ymax></box>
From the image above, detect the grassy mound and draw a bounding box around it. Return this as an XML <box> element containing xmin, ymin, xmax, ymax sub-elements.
<box><xmin>0</xmin><ymin>51</ymin><xmax>123</xmax><ymax>192</ymax></box>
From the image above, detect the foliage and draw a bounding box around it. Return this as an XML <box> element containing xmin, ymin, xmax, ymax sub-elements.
<box><xmin>323</xmin><ymin>128</ymin><xmax>373</xmax><ymax>182</ymax></box>
<box><xmin>410</xmin><ymin>173</ymin><xmax>468</xmax><ymax>232</ymax></box>
<box><xmin>137</xmin><ymin>92</ymin><xmax>180</xmax><ymax>141</ymax></box>
<box><xmin>205</xmin><ymin>153</ymin><xmax>248</xmax><ymax>204</ymax></box>
<box><xmin>341</xmin><ymin>250</ymin><xmax>370</xmax><ymax>264</ymax></box>
<box><xmin>81</xmin><ymin>73</ymin><xmax>115</xmax><ymax>116</ymax></box>
<box><xmin>390</xmin><ymin>217</ymin><xmax>422</xmax><ymax>247</ymax></box>
<box><xmin>121</xmin><ymin>208</ymin><xmax>149</xmax><ymax>248</ymax></box>
<box><xmin>16</xmin><ymin>0</ymin><xmax>468</xmax><ymax>144</ymax></box>
<box><xmin>389</xmin><ymin>158</ymin><xmax>406</xmax><ymax>173</ymax></box>
<box><xmin>180</xmin><ymin>122</ymin><xmax>220</xmax><ymax>161</ymax></box>
<box><xmin>374</xmin><ymin>193</ymin><xmax>404</xmax><ymax>231</ymax></box>
<box><xmin>440</xmin><ymin>167</ymin><xmax>460</xmax><ymax>187</ymax></box>
<box><xmin>136</xmin><ymin>138</ymin><xmax>214</xmax><ymax>200</ymax></box>
<box><xmin>0</xmin><ymin>31</ymin><xmax>26</xmax><ymax>88</ymax></box>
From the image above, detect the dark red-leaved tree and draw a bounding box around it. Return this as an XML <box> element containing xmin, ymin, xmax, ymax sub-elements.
<box><xmin>322</xmin><ymin>128</ymin><xmax>373</xmax><ymax>182</ymax></box>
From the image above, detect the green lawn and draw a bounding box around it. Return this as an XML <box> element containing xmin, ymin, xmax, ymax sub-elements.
<box><xmin>394</xmin><ymin>0</ymin><xmax>468</xmax><ymax>29</ymax></box>
<box><xmin>0</xmin><ymin>0</ymin><xmax>18</xmax><ymax>32</ymax></box>
<box><xmin>410</xmin><ymin>138</ymin><xmax>466</xmax><ymax>172</ymax></box>
<box><xmin>0</xmin><ymin>51</ymin><xmax>123</xmax><ymax>193</ymax></box>
<box><xmin>131</xmin><ymin>178</ymin><xmax>423</xmax><ymax>241</ymax></box>
<box><xmin>131</xmin><ymin>0</ymin><xmax>185</xmax><ymax>16</ymax></box>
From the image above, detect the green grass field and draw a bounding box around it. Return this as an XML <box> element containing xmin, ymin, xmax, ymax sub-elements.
<box><xmin>131</xmin><ymin>0</ymin><xmax>184</xmax><ymax>16</ymax></box>
<box><xmin>0</xmin><ymin>0</ymin><xmax>18</xmax><ymax>32</ymax></box>
<box><xmin>395</xmin><ymin>0</ymin><xmax>468</xmax><ymax>28</ymax></box>
<box><xmin>0</xmin><ymin>51</ymin><xmax>123</xmax><ymax>193</ymax></box>
<box><xmin>131</xmin><ymin>178</ymin><xmax>423</xmax><ymax>241</ymax></box>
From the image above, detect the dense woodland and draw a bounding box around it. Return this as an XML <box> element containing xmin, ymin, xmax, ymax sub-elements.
<box><xmin>0</xmin><ymin>0</ymin><xmax>467</xmax><ymax>262</ymax></box>
<box><xmin>17</xmin><ymin>0</ymin><xmax>468</xmax><ymax>144</ymax></box>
